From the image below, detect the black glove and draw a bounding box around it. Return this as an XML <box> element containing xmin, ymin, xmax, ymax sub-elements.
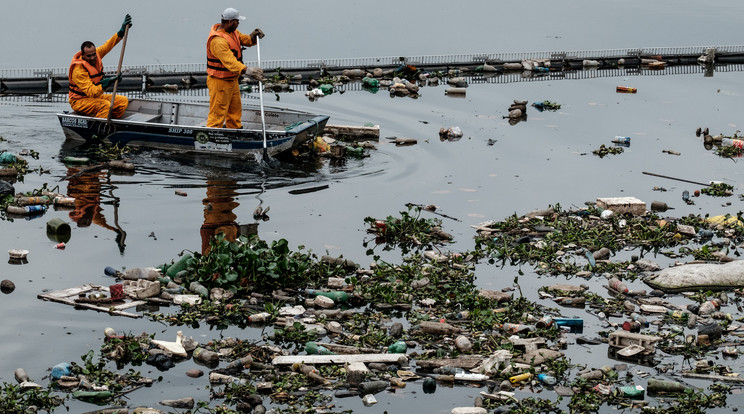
<box><xmin>100</xmin><ymin>74</ymin><xmax>122</xmax><ymax>90</ymax></box>
<box><xmin>250</xmin><ymin>28</ymin><xmax>265</xmax><ymax>40</ymax></box>
<box><xmin>117</xmin><ymin>14</ymin><xmax>132</xmax><ymax>37</ymax></box>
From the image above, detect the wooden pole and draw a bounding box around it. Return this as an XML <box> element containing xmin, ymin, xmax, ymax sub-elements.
<box><xmin>106</xmin><ymin>24</ymin><xmax>130</xmax><ymax>124</ymax></box>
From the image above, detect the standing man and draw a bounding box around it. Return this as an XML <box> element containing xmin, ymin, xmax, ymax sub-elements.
<box><xmin>68</xmin><ymin>15</ymin><xmax>132</xmax><ymax>119</ymax></box>
<box><xmin>207</xmin><ymin>8</ymin><xmax>265</xmax><ymax>129</ymax></box>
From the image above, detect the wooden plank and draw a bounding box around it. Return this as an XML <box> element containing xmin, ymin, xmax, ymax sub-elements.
<box><xmin>37</xmin><ymin>284</ymin><xmax>143</xmax><ymax>318</ymax></box>
<box><xmin>272</xmin><ymin>353</ymin><xmax>406</xmax><ymax>365</ymax></box>
<box><xmin>681</xmin><ymin>372</ymin><xmax>744</xmax><ymax>383</ymax></box>
<box><xmin>324</xmin><ymin>124</ymin><xmax>380</xmax><ymax>140</ymax></box>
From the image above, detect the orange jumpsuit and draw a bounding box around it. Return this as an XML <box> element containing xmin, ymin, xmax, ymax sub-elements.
<box><xmin>200</xmin><ymin>180</ymin><xmax>240</xmax><ymax>255</ymax></box>
<box><xmin>206</xmin><ymin>24</ymin><xmax>255</xmax><ymax>128</ymax></box>
<box><xmin>68</xmin><ymin>33</ymin><xmax>129</xmax><ymax>119</ymax></box>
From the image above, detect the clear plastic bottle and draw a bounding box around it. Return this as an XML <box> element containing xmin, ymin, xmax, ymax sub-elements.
<box><xmin>537</xmin><ymin>373</ymin><xmax>557</xmax><ymax>385</ymax></box>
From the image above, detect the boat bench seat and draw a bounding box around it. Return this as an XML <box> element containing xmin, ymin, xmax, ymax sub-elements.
<box><xmin>123</xmin><ymin>112</ymin><xmax>161</xmax><ymax>123</ymax></box>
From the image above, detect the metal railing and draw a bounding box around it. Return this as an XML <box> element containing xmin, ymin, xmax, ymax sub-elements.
<box><xmin>3</xmin><ymin>44</ymin><xmax>744</xmax><ymax>79</ymax></box>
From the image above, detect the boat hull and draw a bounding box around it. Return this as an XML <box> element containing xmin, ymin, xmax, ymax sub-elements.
<box><xmin>57</xmin><ymin>99</ymin><xmax>329</xmax><ymax>158</ymax></box>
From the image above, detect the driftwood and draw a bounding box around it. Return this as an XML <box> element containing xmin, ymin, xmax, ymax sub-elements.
<box><xmin>272</xmin><ymin>354</ymin><xmax>406</xmax><ymax>365</ymax></box>
<box><xmin>324</xmin><ymin>124</ymin><xmax>380</xmax><ymax>140</ymax></box>
<box><xmin>681</xmin><ymin>371</ymin><xmax>744</xmax><ymax>383</ymax></box>
<box><xmin>415</xmin><ymin>356</ymin><xmax>485</xmax><ymax>370</ymax></box>
<box><xmin>62</xmin><ymin>160</ymin><xmax>135</xmax><ymax>181</ymax></box>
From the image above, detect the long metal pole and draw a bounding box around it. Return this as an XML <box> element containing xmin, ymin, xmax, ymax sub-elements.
<box><xmin>256</xmin><ymin>37</ymin><xmax>269</xmax><ymax>162</ymax></box>
<box><xmin>642</xmin><ymin>171</ymin><xmax>711</xmax><ymax>186</ymax></box>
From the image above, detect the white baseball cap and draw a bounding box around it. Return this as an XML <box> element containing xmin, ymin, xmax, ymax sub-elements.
<box><xmin>221</xmin><ymin>8</ymin><xmax>245</xmax><ymax>21</ymax></box>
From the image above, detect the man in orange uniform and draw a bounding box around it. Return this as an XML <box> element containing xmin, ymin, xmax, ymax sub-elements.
<box><xmin>68</xmin><ymin>15</ymin><xmax>132</xmax><ymax>119</ymax></box>
<box><xmin>206</xmin><ymin>8</ymin><xmax>265</xmax><ymax>128</ymax></box>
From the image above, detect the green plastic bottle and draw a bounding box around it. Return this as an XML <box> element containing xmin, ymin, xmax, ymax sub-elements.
<box><xmin>305</xmin><ymin>341</ymin><xmax>335</xmax><ymax>355</ymax></box>
<box><xmin>319</xmin><ymin>84</ymin><xmax>334</xmax><ymax>95</ymax></box>
<box><xmin>362</xmin><ymin>77</ymin><xmax>379</xmax><ymax>88</ymax></box>
<box><xmin>388</xmin><ymin>340</ymin><xmax>407</xmax><ymax>354</ymax></box>
<box><xmin>306</xmin><ymin>289</ymin><xmax>349</xmax><ymax>303</ymax></box>
<box><xmin>72</xmin><ymin>390</ymin><xmax>114</xmax><ymax>400</ymax></box>
<box><xmin>166</xmin><ymin>254</ymin><xmax>193</xmax><ymax>278</ymax></box>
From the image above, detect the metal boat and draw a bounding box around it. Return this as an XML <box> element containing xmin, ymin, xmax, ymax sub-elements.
<box><xmin>57</xmin><ymin>99</ymin><xmax>329</xmax><ymax>158</ymax></box>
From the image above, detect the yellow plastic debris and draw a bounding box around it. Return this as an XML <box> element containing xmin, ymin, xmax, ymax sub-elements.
<box><xmin>705</xmin><ymin>215</ymin><xmax>743</xmax><ymax>228</ymax></box>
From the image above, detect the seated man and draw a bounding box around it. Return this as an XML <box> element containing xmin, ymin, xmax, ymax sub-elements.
<box><xmin>68</xmin><ymin>14</ymin><xmax>132</xmax><ymax>119</ymax></box>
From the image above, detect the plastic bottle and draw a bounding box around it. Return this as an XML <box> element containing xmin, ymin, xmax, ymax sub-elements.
<box><xmin>388</xmin><ymin>340</ymin><xmax>407</xmax><ymax>354</ymax></box>
<box><xmin>455</xmin><ymin>372</ymin><xmax>489</xmax><ymax>381</ymax></box>
<box><xmin>7</xmin><ymin>205</ymin><xmax>46</xmax><ymax>215</ymax></box>
<box><xmin>666</xmin><ymin>309</ymin><xmax>689</xmax><ymax>320</ymax></box>
<box><xmin>305</xmin><ymin>341</ymin><xmax>335</xmax><ymax>355</ymax></box>
<box><xmin>358</xmin><ymin>380</ymin><xmax>389</xmax><ymax>394</ymax></box>
<box><xmin>189</xmin><ymin>281</ymin><xmax>208</xmax><ymax>297</ymax></box>
<box><xmin>209</xmin><ymin>372</ymin><xmax>247</xmax><ymax>385</ymax></box>
<box><xmin>502</xmin><ymin>323</ymin><xmax>535</xmax><ymax>334</ymax></box>
<box><xmin>434</xmin><ymin>366</ymin><xmax>464</xmax><ymax>375</ymax></box>
<box><xmin>559</xmin><ymin>297</ymin><xmax>586</xmax><ymax>307</ymax></box>
<box><xmin>609</xmin><ymin>278</ymin><xmax>629</xmax><ymax>294</ymax></box>
<box><xmin>72</xmin><ymin>390</ymin><xmax>114</xmax><ymax>401</ymax></box>
<box><xmin>612</xmin><ymin>136</ymin><xmax>631</xmax><ymax>145</ymax></box>
<box><xmin>16</xmin><ymin>196</ymin><xmax>50</xmax><ymax>206</ymax></box>
<box><xmin>721</xmin><ymin>138</ymin><xmax>744</xmax><ymax>148</ymax></box>
<box><xmin>305</xmin><ymin>289</ymin><xmax>349</xmax><ymax>303</ymax></box>
<box><xmin>509</xmin><ymin>372</ymin><xmax>533</xmax><ymax>383</ymax></box>
<box><xmin>104</xmin><ymin>267</ymin><xmax>123</xmax><ymax>278</ymax></box>
<box><xmin>647</xmin><ymin>378</ymin><xmax>689</xmax><ymax>394</ymax></box>
<box><xmin>248</xmin><ymin>312</ymin><xmax>271</xmax><ymax>323</ymax></box>
<box><xmin>224</xmin><ymin>356</ymin><xmax>253</xmax><ymax>372</ymax></box>
<box><xmin>53</xmin><ymin>196</ymin><xmax>76</xmax><ymax>207</ymax></box>
<box><xmin>650</xmin><ymin>201</ymin><xmax>669</xmax><ymax>212</ymax></box>
<box><xmin>166</xmin><ymin>254</ymin><xmax>193</xmax><ymax>278</ymax></box>
<box><xmin>630</xmin><ymin>313</ymin><xmax>649</xmax><ymax>327</ymax></box>
<box><xmin>537</xmin><ymin>373</ymin><xmax>557</xmax><ymax>385</ymax></box>
<box><xmin>14</xmin><ymin>368</ymin><xmax>30</xmax><ymax>383</ymax></box>
<box><xmin>682</xmin><ymin>190</ymin><xmax>691</xmax><ymax>203</ymax></box>
<box><xmin>319</xmin><ymin>84</ymin><xmax>334</xmax><ymax>95</ymax></box>
<box><xmin>193</xmin><ymin>347</ymin><xmax>220</xmax><ymax>365</ymax></box>
<box><xmin>124</xmin><ymin>267</ymin><xmax>161</xmax><ymax>281</ymax></box>
<box><xmin>292</xmin><ymin>363</ymin><xmax>328</xmax><ymax>384</ymax></box>
<box><xmin>362</xmin><ymin>77</ymin><xmax>379</xmax><ymax>88</ymax></box>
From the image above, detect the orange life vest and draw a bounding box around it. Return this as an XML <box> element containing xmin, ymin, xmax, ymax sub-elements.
<box><xmin>206</xmin><ymin>24</ymin><xmax>243</xmax><ymax>78</ymax></box>
<box><xmin>68</xmin><ymin>51</ymin><xmax>104</xmax><ymax>100</ymax></box>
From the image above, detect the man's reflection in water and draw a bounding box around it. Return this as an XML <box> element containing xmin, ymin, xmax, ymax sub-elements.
<box><xmin>66</xmin><ymin>167</ymin><xmax>127</xmax><ymax>253</ymax></box>
<box><xmin>200</xmin><ymin>180</ymin><xmax>241</xmax><ymax>255</ymax></box>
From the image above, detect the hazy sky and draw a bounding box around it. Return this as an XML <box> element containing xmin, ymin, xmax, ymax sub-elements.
<box><xmin>1</xmin><ymin>0</ymin><xmax>742</xmax><ymax>69</ymax></box>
